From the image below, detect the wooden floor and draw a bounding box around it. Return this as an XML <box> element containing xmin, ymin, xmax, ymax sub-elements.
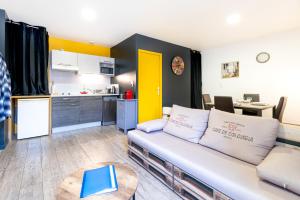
<box><xmin>0</xmin><ymin>126</ymin><xmax>181</xmax><ymax>200</ymax></box>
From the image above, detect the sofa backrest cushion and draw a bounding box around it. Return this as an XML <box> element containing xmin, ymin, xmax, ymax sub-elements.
<box><xmin>163</xmin><ymin>105</ymin><xmax>210</xmax><ymax>143</ymax></box>
<box><xmin>199</xmin><ymin>109</ymin><xmax>279</xmax><ymax>165</ymax></box>
<box><xmin>256</xmin><ymin>146</ymin><xmax>300</xmax><ymax>195</ymax></box>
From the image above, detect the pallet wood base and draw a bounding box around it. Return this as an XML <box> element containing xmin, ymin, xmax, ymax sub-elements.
<box><xmin>128</xmin><ymin>140</ymin><xmax>232</xmax><ymax>200</ymax></box>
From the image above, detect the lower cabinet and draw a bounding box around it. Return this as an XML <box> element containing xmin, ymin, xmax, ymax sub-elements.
<box><xmin>52</xmin><ymin>97</ymin><xmax>80</xmax><ymax>128</ymax></box>
<box><xmin>117</xmin><ymin>99</ymin><xmax>137</xmax><ymax>133</ymax></box>
<box><xmin>79</xmin><ymin>97</ymin><xmax>102</xmax><ymax>123</ymax></box>
<box><xmin>52</xmin><ymin>96</ymin><xmax>103</xmax><ymax>128</ymax></box>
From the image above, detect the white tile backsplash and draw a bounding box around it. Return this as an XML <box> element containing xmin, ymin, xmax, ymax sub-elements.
<box><xmin>50</xmin><ymin>70</ymin><xmax>110</xmax><ymax>94</ymax></box>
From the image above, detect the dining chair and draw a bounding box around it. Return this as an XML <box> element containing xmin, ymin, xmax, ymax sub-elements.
<box><xmin>273</xmin><ymin>97</ymin><xmax>287</xmax><ymax>122</ymax></box>
<box><xmin>243</xmin><ymin>94</ymin><xmax>260</xmax><ymax>102</ymax></box>
<box><xmin>243</xmin><ymin>94</ymin><xmax>260</xmax><ymax>116</ymax></box>
<box><xmin>202</xmin><ymin>94</ymin><xmax>212</xmax><ymax>110</ymax></box>
<box><xmin>214</xmin><ymin>96</ymin><xmax>235</xmax><ymax>113</ymax></box>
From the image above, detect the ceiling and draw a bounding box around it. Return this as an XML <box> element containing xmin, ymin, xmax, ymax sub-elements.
<box><xmin>1</xmin><ymin>0</ymin><xmax>300</xmax><ymax>50</ymax></box>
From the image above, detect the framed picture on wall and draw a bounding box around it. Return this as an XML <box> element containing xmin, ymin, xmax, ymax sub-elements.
<box><xmin>221</xmin><ymin>61</ymin><xmax>239</xmax><ymax>78</ymax></box>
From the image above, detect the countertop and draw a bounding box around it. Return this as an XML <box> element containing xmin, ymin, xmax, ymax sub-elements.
<box><xmin>11</xmin><ymin>94</ymin><xmax>119</xmax><ymax>99</ymax></box>
<box><xmin>51</xmin><ymin>93</ymin><xmax>120</xmax><ymax>97</ymax></box>
<box><xmin>11</xmin><ymin>95</ymin><xmax>51</xmax><ymax>99</ymax></box>
<box><xmin>117</xmin><ymin>99</ymin><xmax>137</xmax><ymax>101</ymax></box>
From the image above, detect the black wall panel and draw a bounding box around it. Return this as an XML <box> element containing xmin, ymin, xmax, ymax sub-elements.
<box><xmin>0</xmin><ymin>9</ymin><xmax>8</xmax><ymax>149</ymax></box>
<box><xmin>135</xmin><ymin>34</ymin><xmax>191</xmax><ymax>107</ymax></box>
<box><xmin>111</xmin><ymin>35</ymin><xmax>137</xmax><ymax>94</ymax></box>
<box><xmin>0</xmin><ymin>9</ymin><xmax>6</xmax><ymax>57</ymax></box>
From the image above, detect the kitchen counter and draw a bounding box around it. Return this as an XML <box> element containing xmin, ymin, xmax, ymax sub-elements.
<box><xmin>12</xmin><ymin>94</ymin><xmax>120</xmax><ymax>98</ymax></box>
<box><xmin>51</xmin><ymin>94</ymin><xmax>119</xmax><ymax>132</ymax></box>
<box><xmin>51</xmin><ymin>93</ymin><xmax>119</xmax><ymax>97</ymax></box>
<box><xmin>11</xmin><ymin>95</ymin><xmax>51</xmax><ymax>99</ymax></box>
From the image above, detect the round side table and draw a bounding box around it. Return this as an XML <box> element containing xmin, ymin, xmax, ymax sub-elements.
<box><xmin>57</xmin><ymin>162</ymin><xmax>138</xmax><ymax>200</ymax></box>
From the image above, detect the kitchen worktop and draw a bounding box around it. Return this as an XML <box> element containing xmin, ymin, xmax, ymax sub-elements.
<box><xmin>11</xmin><ymin>95</ymin><xmax>51</xmax><ymax>99</ymax></box>
<box><xmin>51</xmin><ymin>93</ymin><xmax>120</xmax><ymax>97</ymax></box>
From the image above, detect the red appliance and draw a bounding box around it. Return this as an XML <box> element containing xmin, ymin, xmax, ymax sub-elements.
<box><xmin>124</xmin><ymin>90</ymin><xmax>134</xmax><ymax>99</ymax></box>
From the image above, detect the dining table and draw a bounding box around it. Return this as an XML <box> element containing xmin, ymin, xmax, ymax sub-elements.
<box><xmin>205</xmin><ymin>102</ymin><xmax>276</xmax><ymax>116</ymax></box>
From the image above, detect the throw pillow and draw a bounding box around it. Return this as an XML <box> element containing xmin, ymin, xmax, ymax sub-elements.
<box><xmin>199</xmin><ymin>109</ymin><xmax>279</xmax><ymax>165</ymax></box>
<box><xmin>163</xmin><ymin>105</ymin><xmax>210</xmax><ymax>143</ymax></box>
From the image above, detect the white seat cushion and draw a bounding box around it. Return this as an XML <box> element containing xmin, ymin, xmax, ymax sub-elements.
<box><xmin>128</xmin><ymin>130</ymin><xmax>300</xmax><ymax>200</ymax></box>
<box><xmin>257</xmin><ymin>146</ymin><xmax>300</xmax><ymax>195</ymax></box>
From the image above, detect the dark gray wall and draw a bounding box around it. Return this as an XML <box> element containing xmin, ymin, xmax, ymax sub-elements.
<box><xmin>111</xmin><ymin>34</ymin><xmax>191</xmax><ymax>107</ymax></box>
<box><xmin>111</xmin><ymin>35</ymin><xmax>137</xmax><ymax>95</ymax></box>
<box><xmin>0</xmin><ymin>9</ymin><xmax>6</xmax><ymax>57</ymax></box>
<box><xmin>135</xmin><ymin>34</ymin><xmax>191</xmax><ymax>107</ymax></box>
<box><xmin>0</xmin><ymin>9</ymin><xmax>8</xmax><ymax>149</ymax></box>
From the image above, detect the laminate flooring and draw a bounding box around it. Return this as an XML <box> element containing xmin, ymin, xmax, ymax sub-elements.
<box><xmin>0</xmin><ymin>126</ymin><xmax>180</xmax><ymax>200</ymax></box>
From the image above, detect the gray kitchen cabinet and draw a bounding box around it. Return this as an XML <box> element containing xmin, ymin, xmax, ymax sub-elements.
<box><xmin>79</xmin><ymin>96</ymin><xmax>102</xmax><ymax>123</ymax></box>
<box><xmin>117</xmin><ymin>99</ymin><xmax>137</xmax><ymax>133</ymax></box>
<box><xmin>52</xmin><ymin>96</ymin><xmax>103</xmax><ymax>128</ymax></box>
<box><xmin>52</xmin><ymin>97</ymin><xmax>80</xmax><ymax>127</ymax></box>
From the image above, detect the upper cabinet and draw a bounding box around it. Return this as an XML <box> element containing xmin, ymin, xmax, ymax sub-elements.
<box><xmin>50</xmin><ymin>50</ymin><xmax>115</xmax><ymax>76</ymax></box>
<box><xmin>99</xmin><ymin>56</ymin><xmax>115</xmax><ymax>64</ymax></box>
<box><xmin>78</xmin><ymin>53</ymin><xmax>100</xmax><ymax>74</ymax></box>
<box><xmin>51</xmin><ymin>50</ymin><xmax>79</xmax><ymax>71</ymax></box>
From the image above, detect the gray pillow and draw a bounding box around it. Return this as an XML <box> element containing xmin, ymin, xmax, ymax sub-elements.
<box><xmin>163</xmin><ymin>105</ymin><xmax>210</xmax><ymax>143</ymax></box>
<box><xmin>199</xmin><ymin>109</ymin><xmax>279</xmax><ymax>165</ymax></box>
<box><xmin>257</xmin><ymin>146</ymin><xmax>300</xmax><ymax>195</ymax></box>
<box><xmin>137</xmin><ymin>119</ymin><xmax>167</xmax><ymax>133</ymax></box>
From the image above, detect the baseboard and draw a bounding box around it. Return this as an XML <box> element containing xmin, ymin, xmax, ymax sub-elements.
<box><xmin>52</xmin><ymin>122</ymin><xmax>102</xmax><ymax>133</ymax></box>
<box><xmin>276</xmin><ymin>138</ymin><xmax>300</xmax><ymax>147</ymax></box>
<box><xmin>102</xmin><ymin>121</ymin><xmax>116</xmax><ymax>126</ymax></box>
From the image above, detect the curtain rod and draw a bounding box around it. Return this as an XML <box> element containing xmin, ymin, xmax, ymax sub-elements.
<box><xmin>5</xmin><ymin>19</ymin><xmax>40</xmax><ymax>29</ymax></box>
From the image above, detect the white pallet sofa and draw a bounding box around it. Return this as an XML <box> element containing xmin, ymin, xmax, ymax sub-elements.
<box><xmin>127</xmin><ymin>107</ymin><xmax>300</xmax><ymax>200</ymax></box>
<box><xmin>128</xmin><ymin>130</ymin><xmax>300</xmax><ymax>200</ymax></box>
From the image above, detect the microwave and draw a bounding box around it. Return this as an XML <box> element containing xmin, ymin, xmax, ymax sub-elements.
<box><xmin>99</xmin><ymin>61</ymin><xmax>114</xmax><ymax>76</ymax></box>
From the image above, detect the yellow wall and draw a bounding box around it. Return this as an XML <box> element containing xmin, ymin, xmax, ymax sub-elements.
<box><xmin>49</xmin><ymin>37</ymin><xmax>110</xmax><ymax>57</ymax></box>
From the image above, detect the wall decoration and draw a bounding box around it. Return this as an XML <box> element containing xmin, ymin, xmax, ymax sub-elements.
<box><xmin>221</xmin><ymin>61</ymin><xmax>239</xmax><ymax>78</ymax></box>
<box><xmin>256</xmin><ymin>52</ymin><xmax>270</xmax><ymax>63</ymax></box>
<box><xmin>171</xmin><ymin>56</ymin><xmax>185</xmax><ymax>75</ymax></box>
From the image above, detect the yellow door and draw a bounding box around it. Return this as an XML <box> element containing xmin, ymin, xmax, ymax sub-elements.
<box><xmin>138</xmin><ymin>49</ymin><xmax>162</xmax><ymax>123</ymax></box>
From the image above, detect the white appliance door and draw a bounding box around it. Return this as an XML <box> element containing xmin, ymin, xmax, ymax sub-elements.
<box><xmin>17</xmin><ymin>98</ymin><xmax>50</xmax><ymax>139</ymax></box>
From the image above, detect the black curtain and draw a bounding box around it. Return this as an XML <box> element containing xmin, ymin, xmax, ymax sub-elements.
<box><xmin>191</xmin><ymin>50</ymin><xmax>202</xmax><ymax>109</ymax></box>
<box><xmin>6</xmin><ymin>21</ymin><xmax>49</xmax><ymax>95</ymax></box>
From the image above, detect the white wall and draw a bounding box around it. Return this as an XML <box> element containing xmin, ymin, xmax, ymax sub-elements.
<box><xmin>202</xmin><ymin>28</ymin><xmax>300</xmax><ymax>125</ymax></box>
<box><xmin>50</xmin><ymin>70</ymin><xmax>111</xmax><ymax>94</ymax></box>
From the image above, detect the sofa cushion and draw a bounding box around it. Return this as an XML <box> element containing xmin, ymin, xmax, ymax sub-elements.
<box><xmin>199</xmin><ymin>109</ymin><xmax>279</xmax><ymax>165</ymax></box>
<box><xmin>128</xmin><ymin>130</ymin><xmax>300</xmax><ymax>200</ymax></box>
<box><xmin>137</xmin><ymin>118</ymin><xmax>167</xmax><ymax>133</ymax></box>
<box><xmin>163</xmin><ymin>105</ymin><xmax>209</xmax><ymax>143</ymax></box>
<box><xmin>257</xmin><ymin>146</ymin><xmax>300</xmax><ymax>195</ymax></box>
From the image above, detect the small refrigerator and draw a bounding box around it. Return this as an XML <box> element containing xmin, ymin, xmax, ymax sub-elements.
<box><xmin>17</xmin><ymin>98</ymin><xmax>50</xmax><ymax>139</ymax></box>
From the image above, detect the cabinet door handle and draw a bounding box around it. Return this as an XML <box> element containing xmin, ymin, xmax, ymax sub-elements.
<box><xmin>157</xmin><ymin>87</ymin><xmax>160</xmax><ymax>96</ymax></box>
<box><xmin>70</xmin><ymin>103</ymin><xmax>77</xmax><ymax>106</ymax></box>
<box><xmin>62</xmin><ymin>98</ymin><xmax>70</xmax><ymax>100</ymax></box>
<box><xmin>58</xmin><ymin>63</ymin><xmax>72</xmax><ymax>66</ymax></box>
